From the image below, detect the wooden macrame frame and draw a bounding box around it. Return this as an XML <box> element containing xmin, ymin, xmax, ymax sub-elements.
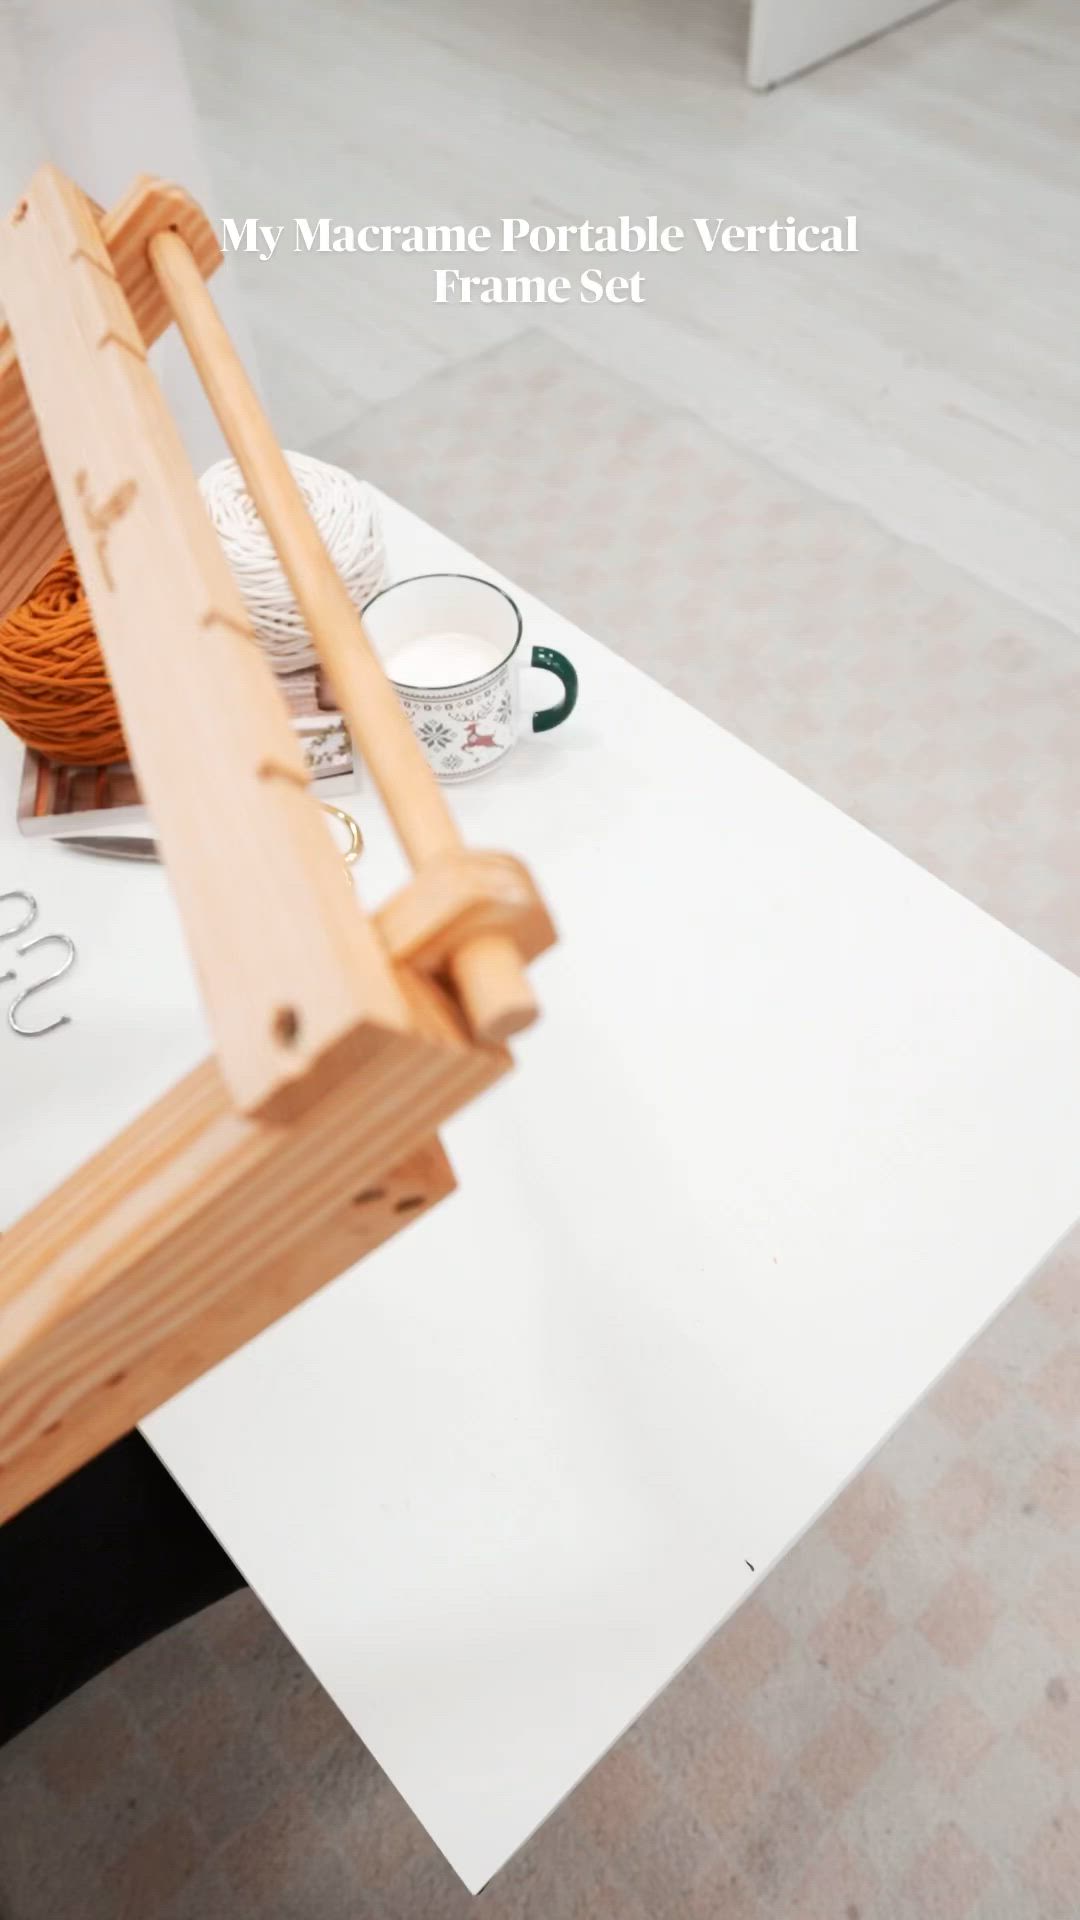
<box><xmin>0</xmin><ymin>168</ymin><xmax>554</xmax><ymax>1525</ymax></box>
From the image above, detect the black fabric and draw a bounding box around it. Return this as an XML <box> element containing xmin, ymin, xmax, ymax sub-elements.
<box><xmin>0</xmin><ymin>1431</ymin><xmax>244</xmax><ymax>1742</ymax></box>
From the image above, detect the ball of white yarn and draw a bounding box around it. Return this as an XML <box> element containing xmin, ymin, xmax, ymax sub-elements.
<box><xmin>199</xmin><ymin>452</ymin><xmax>386</xmax><ymax>672</ymax></box>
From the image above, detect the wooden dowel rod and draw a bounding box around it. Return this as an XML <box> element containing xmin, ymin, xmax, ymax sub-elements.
<box><xmin>147</xmin><ymin>233</ymin><xmax>452</xmax><ymax>865</ymax></box>
<box><xmin>148</xmin><ymin>229</ymin><xmax>536</xmax><ymax>1044</ymax></box>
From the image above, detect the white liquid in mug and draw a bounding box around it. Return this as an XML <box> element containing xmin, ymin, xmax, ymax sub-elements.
<box><xmin>386</xmin><ymin>629</ymin><xmax>505</xmax><ymax>689</ymax></box>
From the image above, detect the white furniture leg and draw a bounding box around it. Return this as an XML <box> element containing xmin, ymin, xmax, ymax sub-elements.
<box><xmin>748</xmin><ymin>0</ymin><xmax>948</xmax><ymax>89</ymax></box>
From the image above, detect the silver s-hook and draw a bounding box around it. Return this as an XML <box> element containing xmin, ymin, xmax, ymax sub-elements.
<box><xmin>7</xmin><ymin>932</ymin><xmax>76</xmax><ymax>1037</ymax></box>
<box><xmin>0</xmin><ymin>890</ymin><xmax>37</xmax><ymax>943</ymax></box>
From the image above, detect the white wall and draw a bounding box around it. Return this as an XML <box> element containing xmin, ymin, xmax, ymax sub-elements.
<box><xmin>0</xmin><ymin>0</ymin><xmax>258</xmax><ymax>473</ymax></box>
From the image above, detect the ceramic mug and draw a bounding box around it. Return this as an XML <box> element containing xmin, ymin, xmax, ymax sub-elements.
<box><xmin>362</xmin><ymin>573</ymin><xmax>578</xmax><ymax>783</ymax></box>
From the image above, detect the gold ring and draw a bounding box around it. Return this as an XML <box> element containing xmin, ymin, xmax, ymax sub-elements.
<box><xmin>318</xmin><ymin>801</ymin><xmax>364</xmax><ymax>867</ymax></box>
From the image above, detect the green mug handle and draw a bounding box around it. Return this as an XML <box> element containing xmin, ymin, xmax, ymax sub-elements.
<box><xmin>531</xmin><ymin>645</ymin><xmax>579</xmax><ymax>733</ymax></box>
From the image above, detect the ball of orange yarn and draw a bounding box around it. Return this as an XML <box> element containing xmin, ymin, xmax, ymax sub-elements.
<box><xmin>0</xmin><ymin>550</ymin><xmax>127</xmax><ymax>764</ymax></box>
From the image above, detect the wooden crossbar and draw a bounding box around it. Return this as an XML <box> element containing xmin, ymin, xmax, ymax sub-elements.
<box><xmin>151</xmin><ymin>228</ymin><xmax>538</xmax><ymax>1050</ymax></box>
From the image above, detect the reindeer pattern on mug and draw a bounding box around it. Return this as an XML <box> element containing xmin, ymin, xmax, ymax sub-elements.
<box><xmin>400</xmin><ymin>664</ymin><xmax>516</xmax><ymax>781</ymax></box>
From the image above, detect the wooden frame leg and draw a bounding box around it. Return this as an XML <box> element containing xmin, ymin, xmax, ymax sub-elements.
<box><xmin>0</xmin><ymin>981</ymin><xmax>505</xmax><ymax>1524</ymax></box>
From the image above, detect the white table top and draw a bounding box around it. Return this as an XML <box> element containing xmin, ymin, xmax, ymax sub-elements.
<box><xmin>5</xmin><ymin>498</ymin><xmax>1080</xmax><ymax>1892</ymax></box>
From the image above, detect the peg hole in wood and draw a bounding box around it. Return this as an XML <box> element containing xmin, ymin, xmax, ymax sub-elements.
<box><xmin>353</xmin><ymin>1187</ymin><xmax>386</xmax><ymax>1205</ymax></box>
<box><xmin>257</xmin><ymin>758</ymin><xmax>309</xmax><ymax>789</ymax></box>
<box><xmin>106</xmin><ymin>1370</ymin><xmax>126</xmax><ymax>1389</ymax></box>
<box><xmin>273</xmin><ymin>1005</ymin><xmax>301</xmax><ymax>1046</ymax></box>
<box><xmin>394</xmin><ymin>1194</ymin><xmax>425</xmax><ymax>1214</ymax></box>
